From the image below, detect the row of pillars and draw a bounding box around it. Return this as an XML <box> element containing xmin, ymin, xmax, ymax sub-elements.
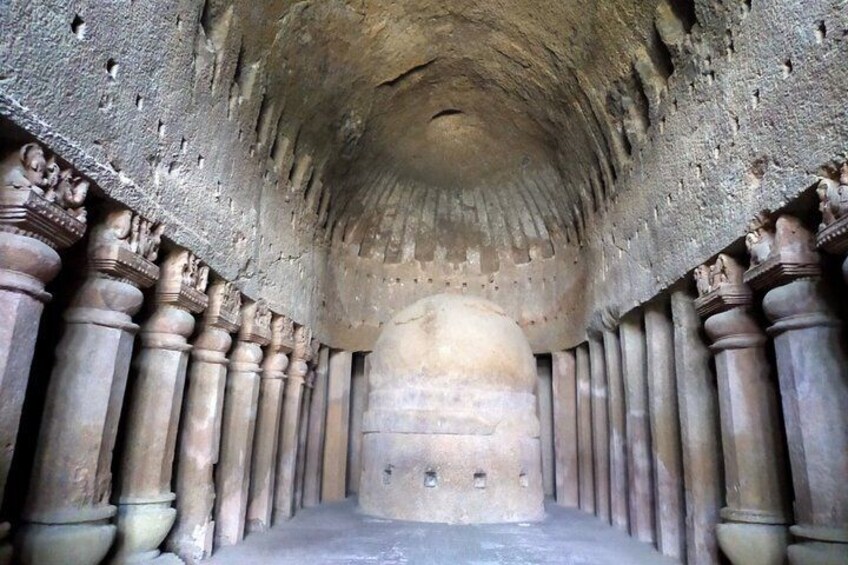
<box><xmin>552</xmin><ymin>169</ymin><xmax>848</xmax><ymax>565</ymax></box>
<box><xmin>0</xmin><ymin>141</ymin><xmax>357</xmax><ymax>564</ymax></box>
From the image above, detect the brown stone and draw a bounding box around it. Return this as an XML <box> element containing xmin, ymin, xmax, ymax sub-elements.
<box><xmin>587</xmin><ymin>336</ymin><xmax>610</xmax><ymax>524</ymax></box>
<box><xmin>303</xmin><ymin>346</ymin><xmax>330</xmax><ymax>507</ymax></box>
<box><xmin>551</xmin><ymin>351</ymin><xmax>579</xmax><ymax>509</ymax></box>
<box><xmin>322</xmin><ymin>350</ymin><xmax>354</xmax><ymax>503</ymax></box>
<box><xmin>575</xmin><ymin>344</ymin><xmax>595</xmax><ymax>513</ymax></box>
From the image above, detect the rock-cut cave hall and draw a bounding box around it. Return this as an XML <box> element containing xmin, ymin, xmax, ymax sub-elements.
<box><xmin>0</xmin><ymin>1</ymin><xmax>846</xmax><ymax>564</ymax></box>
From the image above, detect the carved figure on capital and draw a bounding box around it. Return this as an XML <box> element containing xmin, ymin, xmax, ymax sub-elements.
<box><xmin>745</xmin><ymin>211</ymin><xmax>776</xmax><ymax>267</ymax></box>
<box><xmin>817</xmin><ymin>163</ymin><xmax>848</xmax><ymax>229</ymax></box>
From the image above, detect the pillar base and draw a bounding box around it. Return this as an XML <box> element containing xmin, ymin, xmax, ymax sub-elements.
<box><xmin>112</xmin><ymin>498</ymin><xmax>177</xmax><ymax>564</ymax></box>
<box><xmin>16</xmin><ymin>520</ymin><xmax>116</xmax><ymax>565</ymax></box>
<box><xmin>717</xmin><ymin>522</ymin><xmax>789</xmax><ymax>565</ymax></box>
<box><xmin>787</xmin><ymin>525</ymin><xmax>848</xmax><ymax>565</ymax></box>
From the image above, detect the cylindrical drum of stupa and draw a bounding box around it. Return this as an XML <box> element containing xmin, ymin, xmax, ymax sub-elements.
<box><xmin>358</xmin><ymin>294</ymin><xmax>545</xmax><ymax>524</ymax></box>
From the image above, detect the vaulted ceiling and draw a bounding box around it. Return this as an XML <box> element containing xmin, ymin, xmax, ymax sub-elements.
<box><xmin>202</xmin><ymin>0</ymin><xmax>693</xmax><ymax>272</ymax></box>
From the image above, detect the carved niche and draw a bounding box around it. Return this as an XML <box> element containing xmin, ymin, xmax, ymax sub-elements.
<box><xmin>0</xmin><ymin>142</ymin><xmax>89</xmax><ymax>248</ymax></box>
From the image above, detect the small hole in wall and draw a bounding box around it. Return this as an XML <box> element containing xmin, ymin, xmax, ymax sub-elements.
<box><xmin>135</xmin><ymin>95</ymin><xmax>144</xmax><ymax>110</ymax></box>
<box><xmin>424</xmin><ymin>470</ymin><xmax>438</xmax><ymax>488</ymax></box>
<box><xmin>782</xmin><ymin>59</ymin><xmax>793</xmax><ymax>78</ymax></box>
<box><xmin>157</xmin><ymin>121</ymin><xmax>166</xmax><ymax>138</ymax></box>
<box><xmin>71</xmin><ymin>15</ymin><xmax>85</xmax><ymax>39</ymax></box>
<box><xmin>519</xmin><ymin>472</ymin><xmax>529</xmax><ymax>488</ymax></box>
<box><xmin>383</xmin><ymin>465</ymin><xmax>393</xmax><ymax>485</ymax></box>
<box><xmin>474</xmin><ymin>472</ymin><xmax>487</xmax><ymax>489</ymax></box>
<box><xmin>815</xmin><ymin>21</ymin><xmax>826</xmax><ymax>43</ymax></box>
<box><xmin>751</xmin><ymin>89</ymin><xmax>760</xmax><ymax>109</ymax></box>
<box><xmin>197</xmin><ymin>155</ymin><xmax>205</xmax><ymax>169</ymax></box>
<box><xmin>180</xmin><ymin>137</ymin><xmax>188</xmax><ymax>154</ymax></box>
<box><xmin>106</xmin><ymin>59</ymin><xmax>119</xmax><ymax>80</ymax></box>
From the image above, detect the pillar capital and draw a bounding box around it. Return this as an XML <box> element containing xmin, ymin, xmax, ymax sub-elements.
<box><xmin>87</xmin><ymin>206</ymin><xmax>162</xmax><ymax>289</ymax></box>
<box><xmin>261</xmin><ymin>314</ymin><xmax>294</xmax><ymax>379</ymax></box>
<box><xmin>815</xmin><ymin>162</ymin><xmax>848</xmax><ymax>255</ymax></box>
<box><xmin>286</xmin><ymin>325</ymin><xmax>313</xmax><ymax>383</ymax></box>
<box><xmin>694</xmin><ymin>254</ymin><xmax>752</xmax><ymax>318</ymax></box>
<box><xmin>155</xmin><ymin>249</ymin><xmax>210</xmax><ymax>313</ymax></box>
<box><xmin>0</xmin><ymin>142</ymin><xmax>88</xmax><ymax>249</ymax></box>
<box><xmin>201</xmin><ymin>280</ymin><xmax>242</xmax><ymax>333</ymax></box>
<box><xmin>238</xmin><ymin>300</ymin><xmax>272</xmax><ymax>346</ymax></box>
<box><xmin>743</xmin><ymin>212</ymin><xmax>820</xmax><ymax>290</ymax></box>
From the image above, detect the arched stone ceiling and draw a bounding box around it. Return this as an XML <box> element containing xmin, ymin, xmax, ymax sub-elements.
<box><xmin>202</xmin><ymin>0</ymin><xmax>692</xmax><ymax>271</ymax></box>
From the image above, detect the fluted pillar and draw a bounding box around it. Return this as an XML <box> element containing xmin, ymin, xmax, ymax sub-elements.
<box><xmin>0</xmin><ymin>142</ymin><xmax>88</xmax><ymax>563</ymax></box>
<box><xmin>601</xmin><ymin>316</ymin><xmax>629</xmax><ymax>532</ymax></box>
<box><xmin>620</xmin><ymin>310</ymin><xmax>655</xmax><ymax>543</ymax></box>
<box><xmin>551</xmin><ymin>351</ymin><xmax>578</xmax><ymax>507</ymax></box>
<box><xmin>694</xmin><ymin>253</ymin><xmax>791</xmax><ymax>565</ymax></box>
<box><xmin>644</xmin><ymin>298</ymin><xmax>685</xmax><ymax>559</ymax></box>
<box><xmin>17</xmin><ymin>207</ymin><xmax>161</xmax><ymax>565</ymax></box>
<box><xmin>303</xmin><ymin>346</ymin><xmax>330</xmax><ymax>507</ymax></box>
<box><xmin>112</xmin><ymin>250</ymin><xmax>209</xmax><ymax>563</ymax></box>
<box><xmin>166</xmin><ymin>281</ymin><xmax>241</xmax><ymax>563</ymax></box>
<box><xmin>575</xmin><ymin>344</ymin><xmax>594</xmax><ymax>513</ymax></box>
<box><xmin>214</xmin><ymin>300</ymin><xmax>272</xmax><ymax>547</ymax></box>
<box><xmin>246</xmin><ymin>315</ymin><xmax>294</xmax><ymax>533</ymax></box>
<box><xmin>587</xmin><ymin>334</ymin><xmax>610</xmax><ymax>524</ymax></box>
<box><xmin>745</xmin><ymin>214</ymin><xmax>848</xmax><ymax>565</ymax></box>
<box><xmin>273</xmin><ymin>325</ymin><xmax>312</xmax><ymax>522</ymax></box>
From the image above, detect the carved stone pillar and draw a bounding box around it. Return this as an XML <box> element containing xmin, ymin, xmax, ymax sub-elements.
<box><xmin>587</xmin><ymin>333</ymin><xmax>610</xmax><ymax>524</ymax></box>
<box><xmin>0</xmin><ymin>142</ymin><xmax>87</xmax><ymax>562</ymax></box>
<box><xmin>600</xmin><ymin>312</ymin><xmax>629</xmax><ymax>532</ymax></box>
<box><xmin>166</xmin><ymin>281</ymin><xmax>241</xmax><ymax>563</ymax></box>
<box><xmin>644</xmin><ymin>298</ymin><xmax>685</xmax><ymax>559</ymax></box>
<box><xmin>214</xmin><ymin>300</ymin><xmax>271</xmax><ymax>547</ymax></box>
<box><xmin>346</xmin><ymin>351</ymin><xmax>368</xmax><ymax>495</ymax></box>
<box><xmin>112</xmin><ymin>250</ymin><xmax>209</xmax><ymax>563</ymax></box>
<box><xmin>744</xmin><ymin>213</ymin><xmax>848</xmax><ymax>565</ymax></box>
<box><xmin>619</xmin><ymin>310</ymin><xmax>655</xmax><ymax>543</ymax></box>
<box><xmin>17</xmin><ymin>207</ymin><xmax>161</xmax><ymax>565</ymax></box>
<box><xmin>303</xmin><ymin>346</ymin><xmax>330</xmax><ymax>507</ymax></box>
<box><xmin>575</xmin><ymin>344</ymin><xmax>594</xmax><ymax>513</ymax></box>
<box><xmin>246</xmin><ymin>315</ymin><xmax>293</xmax><ymax>533</ymax></box>
<box><xmin>694</xmin><ymin>253</ymin><xmax>791</xmax><ymax>565</ymax></box>
<box><xmin>273</xmin><ymin>325</ymin><xmax>313</xmax><ymax>522</ymax></box>
<box><xmin>322</xmin><ymin>349</ymin><xmax>353</xmax><ymax>503</ymax></box>
<box><xmin>551</xmin><ymin>351</ymin><xmax>578</xmax><ymax>507</ymax></box>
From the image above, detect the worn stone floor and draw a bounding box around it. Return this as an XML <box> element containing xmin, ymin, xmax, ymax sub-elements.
<box><xmin>208</xmin><ymin>499</ymin><xmax>679</xmax><ymax>564</ymax></box>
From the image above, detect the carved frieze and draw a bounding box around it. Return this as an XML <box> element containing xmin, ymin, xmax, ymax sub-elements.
<box><xmin>0</xmin><ymin>142</ymin><xmax>88</xmax><ymax>248</ymax></box>
<box><xmin>271</xmin><ymin>315</ymin><xmax>296</xmax><ymax>355</ymax></box>
<box><xmin>204</xmin><ymin>281</ymin><xmax>242</xmax><ymax>333</ymax></box>
<box><xmin>87</xmin><ymin>207</ymin><xmax>161</xmax><ymax>288</ymax></box>
<box><xmin>239</xmin><ymin>300</ymin><xmax>272</xmax><ymax>346</ymax></box>
<box><xmin>816</xmin><ymin>163</ymin><xmax>848</xmax><ymax>255</ymax></box>
<box><xmin>743</xmin><ymin>213</ymin><xmax>820</xmax><ymax>290</ymax></box>
<box><xmin>694</xmin><ymin>254</ymin><xmax>752</xmax><ymax>317</ymax></box>
<box><xmin>156</xmin><ymin>249</ymin><xmax>210</xmax><ymax>313</ymax></box>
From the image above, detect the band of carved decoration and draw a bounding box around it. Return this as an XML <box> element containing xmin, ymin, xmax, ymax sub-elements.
<box><xmin>816</xmin><ymin>163</ymin><xmax>848</xmax><ymax>255</ymax></box>
<box><xmin>0</xmin><ymin>142</ymin><xmax>88</xmax><ymax>248</ymax></box>
<box><xmin>157</xmin><ymin>249</ymin><xmax>210</xmax><ymax>313</ymax></box>
<box><xmin>88</xmin><ymin>207</ymin><xmax>162</xmax><ymax>288</ymax></box>
<box><xmin>694</xmin><ymin>254</ymin><xmax>752</xmax><ymax>317</ymax></box>
<box><xmin>204</xmin><ymin>281</ymin><xmax>242</xmax><ymax>333</ymax></box>
<box><xmin>743</xmin><ymin>212</ymin><xmax>821</xmax><ymax>290</ymax></box>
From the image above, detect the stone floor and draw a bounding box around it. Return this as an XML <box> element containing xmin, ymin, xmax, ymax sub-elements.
<box><xmin>208</xmin><ymin>499</ymin><xmax>679</xmax><ymax>564</ymax></box>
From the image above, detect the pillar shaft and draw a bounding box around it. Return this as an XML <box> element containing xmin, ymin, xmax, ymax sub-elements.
<box><xmin>588</xmin><ymin>337</ymin><xmax>610</xmax><ymax>524</ymax></box>
<box><xmin>603</xmin><ymin>327</ymin><xmax>629</xmax><ymax>531</ymax></box>
<box><xmin>214</xmin><ymin>301</ymin><xmax>271</xmax><ymax>547</ymax></box>
<box><xmin>294</xmin><ymin>381</ymin><xmax>313</xmax><ymax>510</ymax></box>
<box><xmin>322</xmin><ymin>350</ymin><xmax>353</xmax><ymax>502</ymax></box>
<box><xmin>273</xmin><ymin>326</ymin><xmax>313</xmax><ymax>522</ymax></box>
<box><xmin>671</xmin><ymin>289</ymin><xmax>723</xmax><ymax>565</ymax></box>
<box><xmin>644</xmin><ymin>299</ymin><xmax>685</xmax><ymax>559</ymax></box>
<box><xmin>537</xmin><ymin>355</ymin><xmax>556</xmax><ymax>498</ymax></box>
<box><xmin>551</xmin><ymin>351</ymin><xmax>578</xmax><ymax>507</ymax></box>
<box><xmin>166</xmin><ymin>281</ymin><xmax>240</xmax><ymax>563</ymax></box>
<box><xmin>303</xmin><ymin>347</ymin><xmax>330</xmax><ymax>507</ymax></box>
<box><xmin>246</xmin><ymin>315</ymin><xmax>293</xmax><ymax>533</ymax></box>
<box><xmin>347</xmin><ymin>353</ymin><xmax>368</xmax><ymax>495</ymax></box>
<box><xmin>575</xmin><ymin>344</ymin><xmax>594</xmax><ymax>513</ymax></box>
<box><xmin>18</xmin><ymin>208</ymin><xmax>160</xmax><ymax>565</ymax></box>
<box><xmin>112</xmin><ymin>250</ymin><xmax>209</xmax><ymax>563</ymax></box>
<box><xmin>620</xmin><ymin>312</ymin><xmax>655</xmax><ymax>543</ymax></box>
